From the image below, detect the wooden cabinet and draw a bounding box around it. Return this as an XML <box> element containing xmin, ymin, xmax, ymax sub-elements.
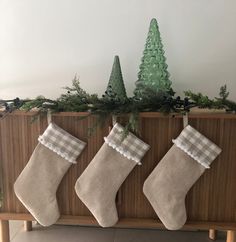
<box><xmin>0</xmin><ymin>112</ymin><xmax>236</xmax><ymax>242</ymax></box>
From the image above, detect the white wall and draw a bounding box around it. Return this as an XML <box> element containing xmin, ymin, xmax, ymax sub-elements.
<box><xmin>1</xmin><ymin>0</ymin><xmax>236</xmax><ymax>100</ymax></box>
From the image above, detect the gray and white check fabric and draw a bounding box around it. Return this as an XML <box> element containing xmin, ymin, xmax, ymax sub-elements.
<box><xmin>38</xmin><ymin>123</ymin><xmax>86</xmax><ymax>164</ymax></box>
<box><xmin>104</xmin><ymin>123</ymin><xmax>150</xmax><ymax>165</ymax></box>
<box><xmin>172</xmin><ymin>125</ymin><xmax>222</xmax><ymax>168</ymax></box>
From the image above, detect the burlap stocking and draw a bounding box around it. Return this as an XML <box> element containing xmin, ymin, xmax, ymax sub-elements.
<box><xmin>143</xmin><ymin>125</ymin><xmax>222</xmax><ymax>230</ymax></box>
<box><xmin>75</xmin><ymin>123</ymin><xmax>150</xmax><ymax>227</ymax></box>
<box><xmin>14</xmin><ymin>123</ymin><xmax>86</xmax><ymax>226</ymax></box>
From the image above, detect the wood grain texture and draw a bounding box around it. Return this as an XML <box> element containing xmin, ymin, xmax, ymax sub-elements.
<box><xmin>0</xmin><ymin>220</ymin><xmax>9</xmax><ymax>242</ymax></box>
<box><xmin>23</xmin><ymin>221</ymin><xmax>32</xmax><ymax>232</ymax></box>
<box><xmin>0</xmin><ymin>111</ymin><xmax>236</xmax><ymax>229</ymax></box>
<box><xmin>227</xmin><ymin>231</ymin><xmax>236</xmax><ymax>242</ymax></box>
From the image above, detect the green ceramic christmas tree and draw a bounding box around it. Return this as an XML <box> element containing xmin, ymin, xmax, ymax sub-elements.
<box><xmin>134</xmin><ymin>18</ymin><xmax>172</xmax><ymax>97</ymax></box>
<box><xmin>106</xmin><ymin>55</ymin><xmax>127</xmax><ymax>100</ymax></box>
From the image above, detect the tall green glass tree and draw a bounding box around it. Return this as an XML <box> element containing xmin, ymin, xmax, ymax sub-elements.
<box><xmin>106</xmin><ymin>55</ymin><xmax>127</xmax><ymax>100</ymax></box>
<box><xmin>134</xmin><ymin>18</ymin><xmax>172</xmax><ymax>97</ymax></box>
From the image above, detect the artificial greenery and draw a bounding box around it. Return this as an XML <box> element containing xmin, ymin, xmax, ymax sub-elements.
<box><xmin>1</xmin><ymin>77</ymin><xmax>191</xmax><ymax>133</ymax></box>
<box><xmin>184</xmin><ymin>85</ymin><xmax>236</xmax><ymax>112</ymax></box>
<box><xmin>0</xmin><ymin>80</ymin><xmax>234</xmax><ymax>116</ymax></box>
<box><xmin>21</xmin><ymin>77</ymin><xmax>99</xmax><ymax>113</ymax></box>
<box><xmin>0</xmin><ymin>79</ymin><xmax>236</xmax><ymax>134</ymax></box>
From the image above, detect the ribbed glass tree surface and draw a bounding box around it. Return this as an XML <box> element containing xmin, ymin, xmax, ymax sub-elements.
<box><xmin>106</xmin><ymin>56</ymin><xmax>127</xmax><ymax>100</ymax></box>
<box><xmin>134</xmin><ymin>18</ymin><xmax>172</xmax><ymax>97</ymax></box>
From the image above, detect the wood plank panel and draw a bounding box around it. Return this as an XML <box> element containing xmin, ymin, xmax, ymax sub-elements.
<box><xmin>0</xmin><ymin>112</ymin><xmax>236</xmax><ymax>228</ymax></box>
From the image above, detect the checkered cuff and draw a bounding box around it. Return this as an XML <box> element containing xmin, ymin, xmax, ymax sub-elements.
<box><xmin>38</xmin><ymin>123</ymin><xmax>86</xmax><ymax>164</ymax></box>
<box><xmin>104</xmin><ymin>123</ymin><xmax>150</xmax><ymax>165</ymax></box>
<box><xmin>172</xmin><ymin>125</ymin><xmax>222</xmax><ymax>169</ymax></box>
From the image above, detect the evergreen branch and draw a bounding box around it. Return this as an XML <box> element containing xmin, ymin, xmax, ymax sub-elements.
<box><xmin>184</xmin><ymin>85</ymin><xmax>236</xmax><ymax>112</ymax></box>
<box><xmin>2</xmin><ymin>80</ymin><xmax>236</xmax><ymax>136</ymax></box>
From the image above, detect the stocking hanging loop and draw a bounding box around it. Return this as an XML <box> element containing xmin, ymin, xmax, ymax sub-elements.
<box><xmin>109</xmin><ymin>115</ymin><xmax>117</xmax><ymax>132</ymax></box>
<box><xmin>183</xmin><ymin>113</ymin><xmax>188</xmax><ymax>128</ymax></box>
<box><xmin>47</xmin><ymin>110</ymin><xmax>52</xmax><ymax>125</ymax></box>
<box><xmin>112</xmin><ymin>115</ymin><xmax>117</xmax><ymax>126</ymax></box>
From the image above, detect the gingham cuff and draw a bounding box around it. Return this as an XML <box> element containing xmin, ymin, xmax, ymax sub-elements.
<box><xmin>172</xmin><ymin>125</ymin><xmax>222</xmax><ymax>168</ymax></box>
<box><xmin>38</xmin><ymin>123</ymin><xmax>86</xmax><ymax>164</ymax></box>
<box><xmin>104</xmin><ymin>123</ymin><xmax>150</xmax><ymax>165</ymax></box>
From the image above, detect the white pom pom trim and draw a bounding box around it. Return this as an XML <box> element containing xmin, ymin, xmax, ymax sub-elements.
<box><xmin>104</xmin><ymin>137</ymin><xmax>142</xmax><ymax>165</ymax></box>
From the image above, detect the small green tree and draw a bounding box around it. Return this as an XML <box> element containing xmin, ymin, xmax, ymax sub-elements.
<box><xmin>106</xmin><ymin>56</ymin><xmax>127</xmax><ymax>100</ymax></box>
<box><xmin>134</xmin><ymin>18</ymin><xmax>172</xmax><ymax>97</ymax></box>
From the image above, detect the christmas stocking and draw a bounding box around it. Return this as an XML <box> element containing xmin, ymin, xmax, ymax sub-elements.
<box><xmin>75</xmin><ymin>123</ymin><xmax>150</xmax><ymax>227</ymax></box>
<box><xmin>14</xmin><ymin>123</ymin><xmax>86</xmax><ymax>226</ymax></box>
<box><xmin>143</xmin><ymin>125</ymin><xmax>222</xmax><ymax>230</ymax></box>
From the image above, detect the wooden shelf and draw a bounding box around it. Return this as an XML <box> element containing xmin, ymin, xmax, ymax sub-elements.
<box><xmin>1</xmin><ymin>213</ymin><xmax>236</xmax><ymax>230</ymax></box>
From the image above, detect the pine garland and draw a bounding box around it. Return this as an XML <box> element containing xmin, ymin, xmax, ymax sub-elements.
<box><xmin>184</xmin><ymin>85</ymin><xmax>236</xmax><ymax>112</ymax></box>
<box><xmin>1</xmin><ymin>78</ymin><xmax>236</xmax><ymax>134</ymax></box>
